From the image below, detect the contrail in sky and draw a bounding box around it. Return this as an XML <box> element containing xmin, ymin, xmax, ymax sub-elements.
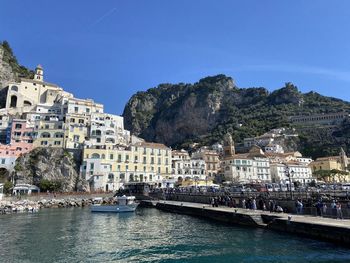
<box><xmin>87</xmin><ymin>7</ymin><xmax>117</xmax><ymax>30</ymax></box>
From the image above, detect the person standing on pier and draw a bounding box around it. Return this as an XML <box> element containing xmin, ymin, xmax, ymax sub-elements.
<box><xmin>242</xmin><ymin>199</ymin><xmax>246</xmax><ymax>209</ymax></box>
<box><xmin>322</xmin><ymin>203</ymin><xmax>327</xmax><ymax>217</ymax></box>
<box><xmin>336</xmin><ymin>202</ymin><xmax>343</xmax><ymax>220</ymax></box>
<box><xmin>296</xmin><ymin>200</ymin><xmax>303</xmax><ymax>215</ymax></box>
<box><xmin>331</xmin><ymin>200</ymin><xmax>337</xmax><ymax>218</ymax></box>
<box><xmin>252</xmin><ymin>198</ymin><xmax>257</xmax><ymax>210</ymax></box>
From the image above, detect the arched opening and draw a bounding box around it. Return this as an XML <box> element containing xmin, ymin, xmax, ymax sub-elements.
<box><xmin>41</xmin><ymin>132</ymin><xmax>51</xmax><ymax>138</ymax></box>
<box><xmin>91</xmin><ymin>153</ymin><xmax>100</xmax><ymax>159</ymax></box>
<box><xmin>11</xmin><ymin>86</ymin><xmax>18</xmax><ymax>92</ymax></box>
<box><xmin>23</xmin><ymin>100</ymin><xmax>32</xmax><ymax>107</ymax></box>
<box><xmin>106</xmin><ymin>130</ymin><xmax>114</xmax><ymax>135</ymax></box>
<box><xmin>105</xmin><ymin>138</ymin><xmax>115</xmax><ymax>144</ymax></box>
<box><xmin>54</xmin><ymin>132</ymin><xmax>64</xmax><ymax>138</ymax></box>
<box><xmin>10</xmin><ymin>95</ymin><xmax>17</xmax><ymax>108</ymax></box>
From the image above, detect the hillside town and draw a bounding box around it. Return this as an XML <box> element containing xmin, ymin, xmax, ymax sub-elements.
<box><xmin>0</xmin><ymin>65</ymin><xmax>349</xmax><ymax>196</ymax></box>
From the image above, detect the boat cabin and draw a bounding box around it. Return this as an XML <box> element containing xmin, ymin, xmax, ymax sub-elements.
<box><xmin>117</xmin><ymin>195</ymin><xmax>136</xmax><ymax>206</ymax></box>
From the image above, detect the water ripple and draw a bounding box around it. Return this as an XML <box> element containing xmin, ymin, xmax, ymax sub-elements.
<box><xmin>0</xmin><ymin>208</ymin><xmax>350</xmax><ymax>263</ymax></box>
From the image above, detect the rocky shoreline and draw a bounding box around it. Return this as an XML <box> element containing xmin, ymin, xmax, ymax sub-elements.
<box><xmin>0</xmin><ymin>196</ymin><xmax>116</xmax><ymax>214</ymax></box>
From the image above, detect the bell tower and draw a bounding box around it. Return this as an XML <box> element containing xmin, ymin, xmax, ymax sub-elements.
<box><xmin>223</xmin><ymin>133</ymin><xmax>235</xmax><ymax>158</ymax></box>
<box><xmin>34</xmin><ymin>64</ymin><xmax>44</xmax><ymax>82</ymax></box>
<box><xmin>339</xmin><ymin>147</ymin><xmax>348</xmax><ymax>170</ymax></box>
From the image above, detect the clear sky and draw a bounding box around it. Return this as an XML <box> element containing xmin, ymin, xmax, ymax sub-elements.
<box><xmin>1</xmin><ymin>0</ymin><xmax>350</xmax><ymax>114</ymax></box>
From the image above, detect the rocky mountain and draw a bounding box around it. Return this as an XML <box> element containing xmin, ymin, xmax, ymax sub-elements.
<box><xmin>0</xmin><ymin>41</ymin><xmax>34</xmax><ymax>89</ymax></box>
<box><xmin>14</xmin><ymin>148</ymin><xmax>89</xmax><ymax>192</ymax></box>
<box><xmin>123</xmin><ymin>75</ymin><xmax>350</xmax><ymax>158</ymax></box>
<box><xmin>0</xmin><ymin>41</ymin><xmax>34</xmax><ymax>108</ymax></box>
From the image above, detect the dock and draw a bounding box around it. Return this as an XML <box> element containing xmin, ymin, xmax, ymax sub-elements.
<box><xmin>141</xmin><ymin>200</ymin><xmax>350</xmax><ymax>246</ymax></box>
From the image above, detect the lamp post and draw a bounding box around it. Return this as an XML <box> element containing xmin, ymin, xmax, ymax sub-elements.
<box><xmin>284</xmin><ymin>165</ymin><xmax>294</xmax><ymax>199</ymax></box>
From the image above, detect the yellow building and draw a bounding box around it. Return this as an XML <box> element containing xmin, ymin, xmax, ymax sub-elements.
<box><xmin>81</xmin><ymin>142</ymin><xmax>172</xmax><ymax>191</ymax></box>
<box><xmin>310</xmin><ymin>157</ymin><xmax>343</xmax><ymax>172</ymax></box>
<box><xmin>33</xmin><ymin>120</ymin><xmax>65</xmax><ymax>148</ymax></box>
<box><xmin>310</xmin><ymin>148</ymin><xmax>350</xmax><ymax>182</ymax></box>
<box><xmin>64</xmin><ymin>113</ymin><xmax>90</xmax><ymax>149</ymax></box>
<box><xmin>192</xmin><ymin>148</ymin><xmax>220</xmax><ymax>177</ymax></box>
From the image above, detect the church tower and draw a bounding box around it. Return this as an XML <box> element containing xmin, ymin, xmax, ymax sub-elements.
<box><xmin>223</xmin><ymin>133</ymin><xmax>235</xmax><ymax>159</ymax></box>
<box><xmin>339</xmin><ymin>147</ymin><xmax>348</xmax><ymax>171</ymax></box>
<box><xmin>34</xmin><ymin>64</ymin><xmax>44</xmax><ymax>82</ymax></box>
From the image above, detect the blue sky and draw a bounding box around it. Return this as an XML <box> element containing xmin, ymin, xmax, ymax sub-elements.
<box><xmin>1</xmin><ymin>0</ymin><xmax>350</xmax><ymax>114</ymax></box>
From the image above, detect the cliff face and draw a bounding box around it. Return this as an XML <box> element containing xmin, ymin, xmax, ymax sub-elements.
<box><xmin>15</xmin><ymin>148</ymin><xmax>89</xmax><ymax>192</ymax></box>
<box><xmin>0</xmin><ymin>41</ymin><xmax>34</xmax><ymax>89</ymax></box>
<box><xmin>123</xmin><ymin>75</ymin><xmax>350</xmax><ymax>157</ymax></box>
<box><xmin>0</xmin><ymin>41</ymin><xmax>34</xmax><ymax>108</ymax></box>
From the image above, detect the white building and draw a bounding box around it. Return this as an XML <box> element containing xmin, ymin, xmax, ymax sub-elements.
<box><xmin>265</xmin><ymin>143</ymin><xmax>284</xmax><ymax>154</ymax></box>
<box><xmin>172</xmin><ymin>150</ymin><xmax>207</xmax><ymax>182</ymax></box>
<box><xmin>223</xmin><ymin>154</ymin><xmax>271</xmax><ymax>183</ymax></box>
<box><xmin>270</xmin><ymin>162</ymin><xmax>313</xmax><ymax>186</ymax></box>
<box><xmin>87</xmin><ymin>113</ymin><xmax>130</xmax><ymax>147</ymax></box>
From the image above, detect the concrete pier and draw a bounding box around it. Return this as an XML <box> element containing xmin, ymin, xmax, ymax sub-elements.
<box><xmin>143</xmin><ymin>200</ymin><xmax>350</xmax><ymax>247</ymax></box>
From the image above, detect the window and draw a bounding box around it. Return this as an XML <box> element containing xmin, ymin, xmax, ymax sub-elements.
<box><xmin>54</xmin><ymin>141</ymin><xmax>61</xmax><ymax>145</ymax></box>
<box><xmin>1</xmin><ymin>159</ymin><xmax>5</xmax><ymax>164</ymax></box>
<box><xmin>74</xmin><ymin>107</ymin><xmax>78</xmax><ymax>113</ymax></box>
<box><xmin>78</xmin><ymin>119</ymin><xmax>84</xmax><ymax>124</ymax></box>
<box><xmin>86</xmin><ymin>108</ymin><xmax>90</xmax><ymax>113</ymax></box>
<box><xmin>15</xmin><ymin>124</ymin><xmax>22</xmax><ymax>129</ymax></box>
<box><xmin>110</xmin><ymin>154</ymin><xmax>114</xmax><ymax>160</ymax></box>
<box><xmin>90</xmin><ymin>163</ymin><xmax>94</xmax><ymax>170</ymax></box>
<box><xmin>143</xmin><ymin>156</ymin><xmax>146</xmax><ymax>164</ymax></box>
<box><xmin>41</xmin><ymin>141</ymin><xmax>48</xmax><ymax>145</ymax></box>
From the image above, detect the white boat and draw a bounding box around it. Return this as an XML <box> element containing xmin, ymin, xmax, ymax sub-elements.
<box><xmin>91</xmin><ymin>196</ymin><xmax>139</xmax><ymax>213</ymax></box>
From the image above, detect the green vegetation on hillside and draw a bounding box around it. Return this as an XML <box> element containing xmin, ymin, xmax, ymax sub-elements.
<box><xmin>1</xmin><ymin>40</ymin><xmax>34</xmax><ymax>80</ymax></box>
<box><xmin>123</xmin><ymin>75</ymin><xmax>350</xmax><ymax>158</ymax></box>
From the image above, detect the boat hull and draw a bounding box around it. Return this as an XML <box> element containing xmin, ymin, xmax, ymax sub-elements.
<box><xmin>91</xmin><ymin>203</ymin><xmax>138</xmax><ymax>213</ymax></box>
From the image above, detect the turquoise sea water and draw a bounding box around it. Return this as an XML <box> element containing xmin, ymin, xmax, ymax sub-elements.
<box><xmin>0</xmin><ymin>207</ymin><xmax>350</xmax><ymax>263</ymax></box>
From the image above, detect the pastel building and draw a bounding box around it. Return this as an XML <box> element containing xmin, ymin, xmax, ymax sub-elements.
<box><xmin>172</xmin><ymin>150</ymin><xmax>207</xmax><ymax>182</ymax></box>
<box><xmin>270</xmin><ymin>162</ymin><xmax>313</xmax><ymax>186</ymax></box>
<box><xmin>192</xmin><ymin>148</ymin><xmax>220</xmax><ymax>177</ymax></box>
<box><xmin>33</xmin><ymin>120</ymin><xmax>65</xmax><ymax>148</ymax></box>
<box><xmin>222</xmin><ymin>134</ymin><xmax>271</xmax><ymax>183</ymax></box>
<box><xmin>0</xmin><ymin>143</ymin><xmax>33</xmax><ymax>172</ymax></box>
<box><xmin>80</xmin><ymin>142</ymin><xmax>172</xmax><ymax>191</ymax></box>
<box><xmin>64</xmin><ymin>113</ymin><xmax>90</xmax><ymax>149</ymax></box>
<box><xmin>86</xmin><ymin>113</ymin><xmax>130</xmax><ymax>147</ymax></box>
<box><xmin>3</xmin><ymin>65</ymin><xmax>73</xmax><ymax>115</ymax></box>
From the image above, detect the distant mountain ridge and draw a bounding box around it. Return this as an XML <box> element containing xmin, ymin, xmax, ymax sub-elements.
<box><xmin>123</xmin><ymin>75</ymin><xmax>350</xmax><ymax>158</ymax></box>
